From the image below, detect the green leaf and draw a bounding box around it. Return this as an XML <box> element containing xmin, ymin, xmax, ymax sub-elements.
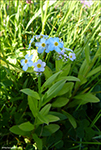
<box><xmin>40</xmin><ymin>104</ymin><xmax>51</xmax><ymax>116</ymax></box>
<box><xmin>59</xmin><ymin>63</ymin><xmax>71</xmax><ymax>77</ymax></box>
<box><xmin>57</xmin><ymin>82</ymin><xmax>74</xmax><ymax>96</ymax></box>
<box><xmin>18</xmin><ymin>121</ymin><xmax>34</xmax><ymax>131</ymax></box>
<box><xmin>43</xmin><ymin>79</ymin><xmax>66</xmax><ymax>105</ymax></box>
<box><xmin>41</xmin><ymin>71</ymin><xmax>61</xmax><ymax>92</ymax></box>
<box><xmin>10</xmin><ymin>125</ymin><xmax>30</xmax><ymax>136</ymax></box>
<box><xmin>43</xmin><ymin>66</ymin><xmax>53</xmax><ymax>80</ymax></box>
<box><xmin>33</xmin><ymin>133</ymin><xmax>42</xmax><ymax>150</ymax></box>
<box><xmin>46</xmin><ymin>114</ymin><xmax>60</xmax><ymax>122</ymax></box>
<box><xmin>21</xmin><ymin>88</ymin><xmax>40</xmax><ymax>100</ymax></box>
<box><xmin>75</xmin><ymin>60</ymin><xmax>88</xmax><ymax>89</ymax></box>
<box><xmin>58</xmin><ymin>76</ymin><xmax>80</xmax><ymax>82</ymax></box>
<box><xmin>86</xmin><ymin>66</ymin><xmax>101</xmax><ymax>78</ymax></box>
<box><xmin>84</xmin><ymin>37</ymin><xmax>90</xmax><ymax>65</ymax></box>
<box><xmin>49</xmin><ymin>111</ymin><xmax>67</xmax><ymax>121</ymax></box>
<box><xmin>76</xmin><ymin>127</ymin><xmax>84</xmax><ymax>138</ymax></box>
<box><xmin>52</xmin><ymin>97</ymin><xmax>69</xmax><ymax>107</ymax></box>
<box><xmin>55</xmin><ymin>59</ymin><xmax>63</xmax><ymax>71</ymax></box>
<box><xmin>74</xmin><ymin>93</ymin><xmax>100</xmax><ymax>104</ymax></box>
<box><xmin>28</xmin><ymin>96</ymin><xmax>38</xmax><ymax>117</ymax></box>
<box><xmin>85</xmin><ymin>127</ymin><xmax>96</xmax><ymax>141</ymax></box>
<box><xmin>62</xmin><ymin>110</ymin><xmax>77</xmax><ymax>129</ymax></box>
<box><xmin>42</xmin><ymin>124</ymin><xmax>60</xmax><ymax>136</ymax></box>
<box><xmin>37</xmin><ymin>113</ymin><xmax>49</xmax><ymax>125</ymax></box>
<box><xmin>68</xmin><ymin>93</ymin><xmax>100</xmax><ymax>108</ymax></box>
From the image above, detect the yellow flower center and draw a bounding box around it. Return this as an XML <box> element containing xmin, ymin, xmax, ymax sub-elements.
<box><xmin>40</xmin><ymin>35</ymin><xmax>43</xmax><ymax>38</ymax></box>
<box><xmin>37</xmin><ymin>64</ymin><xmax>41</xmax><ymax>68</ymax></box>
<box><xmin>70</xmin><ymin>55</ymin><xmax>72</xmax><ymax>58</ymax></box>
<box><xmin>54</xmin><ymin>42</ymin><xmax>58</xmax><ymax>46</ymax></box>
<box><xmin>41</xmin><ymin>43</ymin><xmax>46</xmax><ymax>47</ymax></box>
<box><xmin>25</xmin><ymin>59</ymin><xmax>28</xmax><ymax>63</ymax></box>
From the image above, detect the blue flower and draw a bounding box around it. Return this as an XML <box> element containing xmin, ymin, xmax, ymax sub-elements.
<box><xmin>35</xmin><ymin>38</ymin><xmax>47</xmax><ymax>53</ymax></box>
<box><xmin>20</xmin><ymin>54</ymin><xmax>33</xmax><ymax>71</ymax></box>
<box><xmin>46</xmin><ymin>37</ymin><xmax>63</xmax><ymax>53</ymax></box>
<box><xmin>69</xmin><ymin>53</ymin><xmax>76</xmax><ymax>61</ymax></box>
<box><xmin>33</xmin><ymin>59</ymin><xmax>46</xmax><ymax>72</ymax></box>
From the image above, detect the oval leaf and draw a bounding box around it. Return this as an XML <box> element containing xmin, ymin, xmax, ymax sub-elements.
<box><xmin>19</xmin><ymin>121</ymin><xmax>34</xmax><ymax>131</ymax></box>
<box><xmin>10</xmin><ymin>125</ymin><xmax>30</xmax><ymax>136</ymax></box>
<box><xmin>37</xmin><ymin>113</ymin><xmax>49</xmax><ymax>125</ymax></box>
<box><xmin>40</xmin><ymin>104</ymin><xmax>51</xmax><ymax>116</ymax></box>
<box><xmin>52</xmin><ymin>97</ymin><xmax>69</xmax><ymax>107</ymax></box>
<box><xmin>74</xmin><ymin>93</ymin><xmax>100</xmax><ymax>104</ymax></box>
<box><xmin>57</xmin><ymin>82</ymin><xmax>74</xmax><ymax>96</ymax></box>
<box><xmin>41</xmin><ymin>71</ymin><xmax>61</xmax><ymax>92</ymax></box>
<box><xmin>21</xmin><ymin>88</ymin><xmax>40</xmax><ymax>100</ymax></box>
<box><xmin>46</xmin><ymin>114</ymin><xmax>60</xmax><ymax>123</ymax></box>
<box><xmin>43</xmin><ymin>79</ymin><xmax>66</xmax><ymax>105</ymax></box>
<box><xmin>62</xmin><ymin>110</ymin><xmax>77</xmax><ymax>129</ymax></box>
<box><xmin>28</xmin><ymin>96</ymin><xmax>38</xmax><ymax>117</ymax></box>
<box><xmin>42</xmin><ymin>124</ymin><xmax>60</xmax><ymax>136</ymax></box>
<box><xmin>62</xmin><ymin>76</ymin><xmax>80</xmax><ymax>81</ymax></box>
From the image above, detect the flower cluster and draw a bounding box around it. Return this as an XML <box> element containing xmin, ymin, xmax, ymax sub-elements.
<box><xmin>58</xmin><ymin>48</ymin><xmax>76</xmax><ymax>61</ymax></box>
<box><xmin>28</xmin><ymin>35</ymin><xmax>63</xmax><ymax>54</ymax></box>
<box><xmin>20</xmin><ymin>34</ymin><xmax>76</xmax><ymax>74</ymax></box>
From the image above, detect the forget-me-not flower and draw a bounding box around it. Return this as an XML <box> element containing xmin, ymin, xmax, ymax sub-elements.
<box><xmin>69</xmin><ymin>53</ymin><xmax>76</xmax><ymax>61</ymax></box>
<box><xmin>35</xmin><ymin>38</ymin><xmax>47</xmax><ymax>53</ymax></box>
<box><xmin>20</xmin><ymin>54</ymin><xmax>33</xmax><ymax>71</ymax></box>
<box><xmin>46</xmin><ymin>37</ymin><xmax>63</xmax><ymax>53</ymax></box>
<box><xmin>33</xmin><ymin>59</ymin><xmax>46</xmax><ymax>72</ymax></box>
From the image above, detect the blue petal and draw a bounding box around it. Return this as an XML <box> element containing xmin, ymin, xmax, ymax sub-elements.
<box><xmin>45</xmin><ymin>49</ymin><xmax>50</xmax><ymax>53</ymax></box>
<box><xmin>38</xmin><ymin>47</ymin><xmax>44</xmax><ymax>53</ymax></box>
<box><xmin>22</xmin><ymin>64</ymin><xmax>28</xmax><ymax>71</ymax></box>
<box><xmin>25</xmin><ymin>54</ymin><xmax>29</xmax><ymax>59</ymax></box>
<box><xmin>40</xmin><ymin>38</ymin><xmax>46</xmax><ymax>43</ymax></box>
<box><xmin>20</xmin><ymin>59</ymin><xmax>25</xmax><ymax>66</ymax></box>
<box><xmin>28</xmin><ymin>61</ymin><xmax>33</xmax><ymax>67</ymax></box>
<box><xmin>28</xmin><ymin>55</ymin><xmax>33</xmax><ymax>60</ymax></box>
<box><xmin>54</xmin><ymin>37</ymin><xmax>59</xmax><ymax>42</ymax></box>
<box><xmin>48</xmin><ymin>44</ymin><xmax>54</xmax><ymax>51</ymax></box>
<box><xmin>55</xmin><ymin>47</ymin><xmax>61</xmax><ymax>53</ymax></box>
<box><xmin>59</xmin><ymin>42</ymin><xmax>63</xmax><ymax>48</ymax></box>
<box><xmin>35</xmin><ymin>42</ymin><xmax>41</xmax><ymax>47</ymax></box>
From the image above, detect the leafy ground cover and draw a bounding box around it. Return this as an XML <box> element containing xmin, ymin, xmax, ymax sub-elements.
<box><xmin>0</xmin><ymin>0</ymin><xmax>101</xmax><ymax>150</ymax></box>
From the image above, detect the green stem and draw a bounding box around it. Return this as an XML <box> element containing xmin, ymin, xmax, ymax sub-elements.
<box><xmin>38</xmin><ymin>75</ymin><xmax>42</xmax><ymax>109</ymax></box>
<box><xmin>38</xmin><ymin>75</ymin><xmax>41</xmax><ymax>98</ymax></box>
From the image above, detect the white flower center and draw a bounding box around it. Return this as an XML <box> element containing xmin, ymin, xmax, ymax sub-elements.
<box><xmin>54</xmin><ymin>42</ymin><xmax>58</xmax><ymax>46</ymax></box>
<box><xmin>37</xmin><ymin>64</ymin><xmax>41</xmax><ymax>68</ymax></box>
<box><xmin>41</xmin><ymin>43</ymin><xmax>46</xmax><ymax>47</ymax></box>
<box><xmin>70</xmin><ymin>55</ymin><xmax>72</xmax><ymax>58</ymax></box>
